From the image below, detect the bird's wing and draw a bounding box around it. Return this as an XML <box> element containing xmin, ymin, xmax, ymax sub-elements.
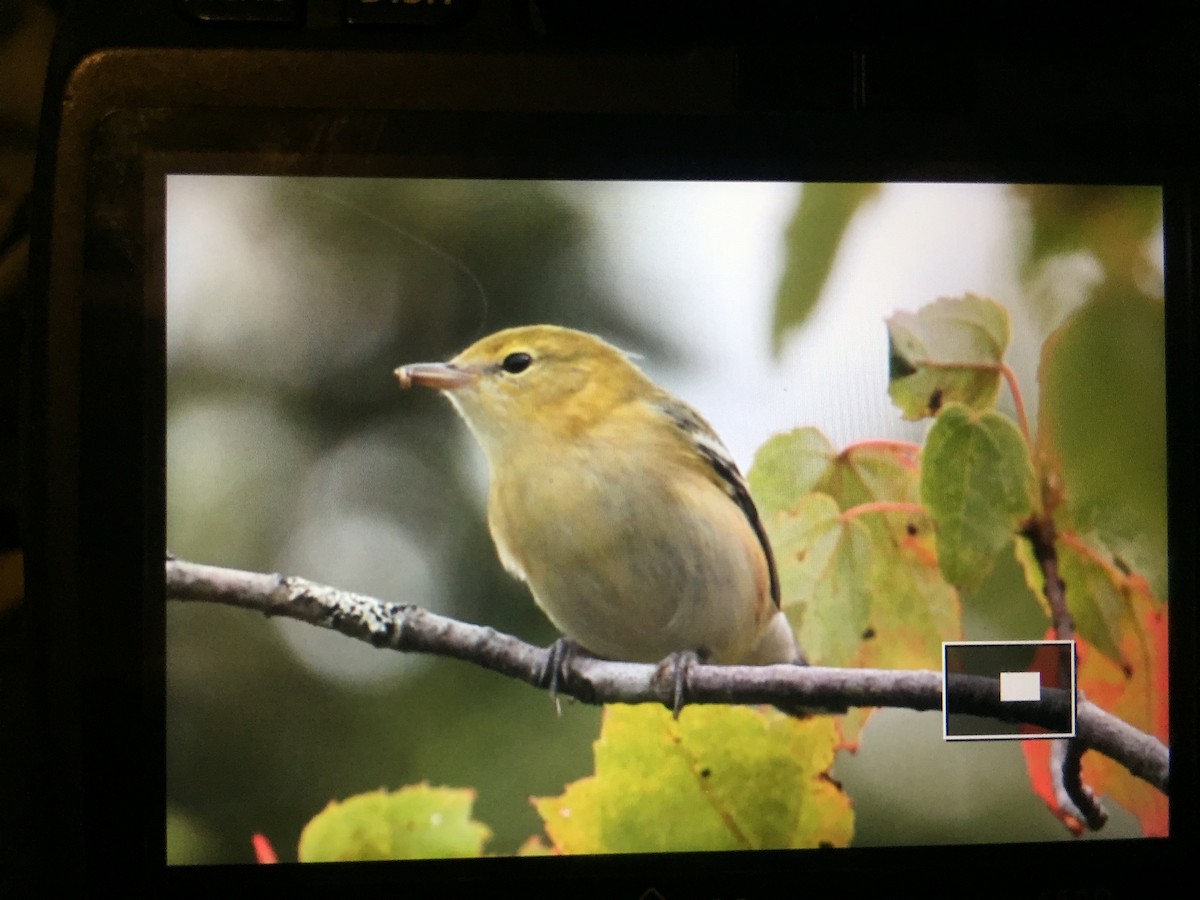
<box><xmin>656</xmin><ymin>399</ymin><xmax>781</xmax><ymax>610</ymax></box>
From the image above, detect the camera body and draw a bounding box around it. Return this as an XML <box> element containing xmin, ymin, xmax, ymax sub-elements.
<box><xmin>25</xmin><ymin>0</ymin><xmax>1197</xmax><ymax>894</ymax></box>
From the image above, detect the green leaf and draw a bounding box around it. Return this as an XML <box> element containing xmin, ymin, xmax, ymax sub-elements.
<box><xmin>887</xmin><ymin>295</ymin><xmax>1011</xmax><ymax>420</ymax></box>
<box><xmin>749</xmin><ymin>428</ymin><xmax>922</xmax><ymax>518</ymax></box>
<box><xmin>750</xmin><ymin>429</ymin><xmax>959</xmax><ymax>672</ymax></box>
<box><xmin>772</xmin><ymin>182</ymin><xmax>881</xmax><ymax>355</ymax></box>
<box><xmin>748</xmin><ymin>427</ymin><xmax>838</xmax><ymax>516</ymax></box>
<box><xmin>532</xmin><ymin>705</ymin><xmax>852</xmax><ymax>853</ymax></box>
<box><xmin>1036</xmin><ymin>290</ymin><xmax>1167</xmax><ymax>599</ymax></box>
<box><xmin>921</xmin><ymin>404</ymin><xmax>1036</xmax><ymax>591</ymax></box>
<box><xmin>298</xmin><ymin>784</ymin><xmax>491</xmax><ymax>862</ymax></box>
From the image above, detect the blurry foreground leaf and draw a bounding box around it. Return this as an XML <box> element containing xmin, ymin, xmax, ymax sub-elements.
<box><xmin>1036</xmin><ymin>290</ymin><xmax>1167</xmax><ymax>599</ymax></box>
<box><xmin>299</xmin><ymin>784</ymin><xmax>491</xmax><ymax>862</ymax></box>
<box><xmin>515</xmin><ymin>835</ymin><xmax>553</xmax><ymax>856</ymax></box>
<box><xmin>165</xmin><ymin>808</ymin><xmax>223</xmax><ymax>865</ymax></box>
<box><xmin>887</xmin><ymin>294</ymin><xmax>1011</xmax><ymax>419</ymax></box>
<box><xmin>532</xmin><ymin>705</ymin><xmax>851</xmax><ymax>853</ymax></box>
<box><xmin>1014</xmin><ymin>185</ymin><xmax>1163</xmax><ymax>294</ymax></box>
<box><xmin>252</xmin><ymin>833</ymin><xmax>279</xmax><ymax>864</ymax></box>
<box><xmin>772</xmin><ymin>182</ymin><xmax>881</xmax><ymax>354</ymax></box>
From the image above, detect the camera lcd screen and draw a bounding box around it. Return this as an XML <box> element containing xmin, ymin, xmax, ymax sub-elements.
<box><xmin>162</xmin><ymin>175</ymin><xmax>1168</xmax><ymax>865</ymax></box>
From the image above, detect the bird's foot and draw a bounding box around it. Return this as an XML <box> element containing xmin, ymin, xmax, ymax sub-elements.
<box><xmin>654</xmin><ymin>649</ymin><xmax>708</xmax><ymax>720</ymax></box>
<box><xmin>539</xmin><ymin>637</ymin><xmax>585</xmax><ymax>716</ymax></box>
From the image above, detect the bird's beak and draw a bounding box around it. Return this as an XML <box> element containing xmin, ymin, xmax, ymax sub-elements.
<box><xmin>395</xmin><ymin>362</ymin><xmax>477</xmax><ymax>391</ymax></box>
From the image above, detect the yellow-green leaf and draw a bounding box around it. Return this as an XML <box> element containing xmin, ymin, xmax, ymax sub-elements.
<box><xmin>515</xmin><ymin>835</ymin><xmax>554</xmax><ymax>856</ymax></box>
<box><xmin>751</xmin><ymin>429</ymin><xmax>959</xmax><ymax>671</ymax></box>
<box><xmin>813</xmin><ymin>440</ymin><xmax>922</xmax><ymax>511</ymax></box>
<box><xmin>861</xmin><ymin>519</ymin><xmax>962</xmax><ymax>671</ymax></box>
<box><xmin>749</xmin><ymin>428</ymin><xmax>921</xmax><ymax>519</ymax></box>
<box><xmin>749</xmin><ymin>427</ymin><xmax>839</xmax><ymax>516</ymax></box>
<box><xmin>532</xmin><ymin>704</ymin><xmax>851</xmax><ymax>854</ymax></box>
<box><xmin>887</xmin><ymin>295</ymin><xmax>1010</xmax><ymax>419</ymax></box>
<box><xmin>770</xmin><ymin>493</ymin><xmax>875</xmax><ymax>666</ymax></box>
<box><xmin>298</xmin><ymin>784</ymin><xmax>491</xmax><ymax>862</ymax></box>
<box><xmin>921</xmin><ymin>403</ymin><xmax>1036</xmax><ymax>591</ymax></box>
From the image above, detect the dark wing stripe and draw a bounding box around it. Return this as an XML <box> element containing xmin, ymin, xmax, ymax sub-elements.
<box><xmin>695</xmin><ymin>445</ymin><xmax>782</xmax><ymax>610</ymax></box>
<box><xmin>658</xmin><ymin>400</ymin><xmax>781</xmax><ymax>610</ymax></box>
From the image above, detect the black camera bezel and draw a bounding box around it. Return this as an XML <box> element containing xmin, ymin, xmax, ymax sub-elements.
<box><xmin>24</xmin><ymin>2</ymin><xmax>1197</xmax><ymax>894</ymax></box>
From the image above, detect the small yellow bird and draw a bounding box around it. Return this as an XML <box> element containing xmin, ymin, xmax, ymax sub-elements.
<box><xmin>396</xmin><ymin>325</ymin><xmax>804</xmax><ymax>672</ymax></box>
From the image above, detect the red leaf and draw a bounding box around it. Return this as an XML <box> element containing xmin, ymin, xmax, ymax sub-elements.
<box><xmin>252</xmin><ymin>833</ymin><xmax>279</xmax><ymax>864</ymax></box>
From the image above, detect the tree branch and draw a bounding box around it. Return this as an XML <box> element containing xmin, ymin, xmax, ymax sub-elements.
<box><xmin>165</xmin><ymin>557</ymin><xmax>1169</xmax><ymax>795</ymax></box>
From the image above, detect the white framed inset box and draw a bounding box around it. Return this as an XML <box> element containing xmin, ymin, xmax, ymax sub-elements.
<box><xmin>942</xmin><ymin>640</ymin><xmax>1076</xmax><ymax>741</ymax></box>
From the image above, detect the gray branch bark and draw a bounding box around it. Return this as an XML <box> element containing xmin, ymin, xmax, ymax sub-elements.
<box><xmin>165</xmin><ymin>557</ymin><xmax>1169</xmax><ymax>795</ymax></box>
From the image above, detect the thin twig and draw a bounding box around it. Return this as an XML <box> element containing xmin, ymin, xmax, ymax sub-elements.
<box><xmin>998</xmin><ymin>362</ymin><xmax>1032</xmax><ymax>446</ymax></box>
<box><xmin>1021</xmin><ymin>516</ymin><xmax>1074</xmax><ymax>641</ymax></box>
<box><xmin>840</xmin><ymin>439</ymin><xmax>922</xmax><ymax>460</ymax></box>
<box><xmin>839</xmin><ymin>501</ymin><xmax>928</xmax><ymax>523</ymax></box>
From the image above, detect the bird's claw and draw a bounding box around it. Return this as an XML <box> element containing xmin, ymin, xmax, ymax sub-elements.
<box><xmin>540</xmin><ymin>638</ymin><xmax>581</xmax><ymax>716</ymax></box>
<box><xmin>656</xmin><ymin>649</ymin><xmax>705</xmax><ymax>720</ymax></box>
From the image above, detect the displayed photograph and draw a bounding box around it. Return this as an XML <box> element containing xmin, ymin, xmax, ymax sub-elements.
<box><xmin>164</xmin><ymin>177</ymin><xmax>1168</xmax><ymax>863</ymax></box>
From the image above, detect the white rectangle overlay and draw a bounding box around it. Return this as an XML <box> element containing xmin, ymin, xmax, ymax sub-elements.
<box><xmin>1000</xmin><ymin>670</ymin><xmax>1042</xmax><ymax>702</ymax></box>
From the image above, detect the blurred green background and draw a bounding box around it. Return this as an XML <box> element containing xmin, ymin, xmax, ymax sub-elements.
<box><xmin>165</xmin><ymin>178</ymin><xmax>1162</xmax><ymax>862</ymax></box>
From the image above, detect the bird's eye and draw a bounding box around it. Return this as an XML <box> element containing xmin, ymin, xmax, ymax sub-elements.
<box><xmin>501</xmin><ymin>352</ymin><xmax>533</xmax><ymax>374</ymax></box>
